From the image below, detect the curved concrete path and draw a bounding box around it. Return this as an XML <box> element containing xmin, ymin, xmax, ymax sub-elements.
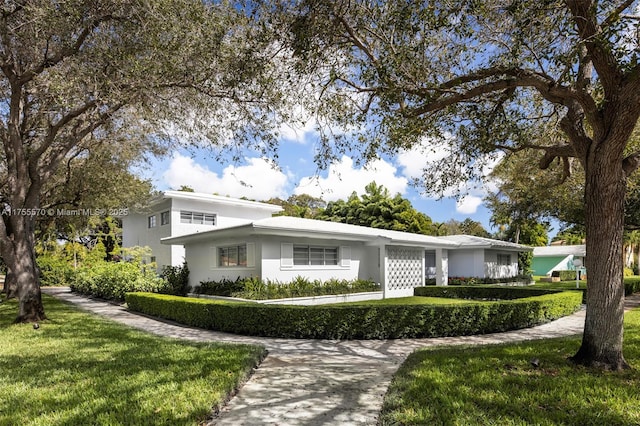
<box><xmin>42</xmin><ymin>287</ymin><xmax>640</xmax><ymax>425</ymax></box>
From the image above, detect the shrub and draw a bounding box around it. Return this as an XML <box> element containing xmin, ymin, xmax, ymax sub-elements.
<box><xmin>71</xmin><ymin>261</ymin><xmax>164</xmax><ymax>301</ymax></box>
<box><xmin>125</xmin><ymin>288</ymin><xmax>582</xmax><ymax>340</ymax></box>
<box><xmin>428</xmin><ymin>275</ymin><xmax>533</xmax><ymax>286</ymax></box>
<box><xmin>625</xmin><ymin>277</ymin><xmax>640</xmax><ymax>295</ymax></box>
<box><xmin>37</xmin><ymin>255</ymin><xmax>75</xmax><ymax>287</ymax></box>
<box><xmin>624</xmin><ymin>267</ymin><xmax>634</xmax><ymax>277</ymax></box>
<box><xmin>194</xmin><ymin>276</ymin><xmax>380</xmax><ymax>300</ymax></box>
<box><xmin>160</xmin><ymin>263</ymin><xmax>190</xmax><ymax>296</ymax></box>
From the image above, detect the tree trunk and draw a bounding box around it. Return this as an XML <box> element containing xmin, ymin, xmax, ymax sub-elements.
<box><xmin>0</xmin><ymin>213</ymin><xmax>46</xmax><ymax>322</ymax></box>
<box><xmin>570</xmin><ymin>145</ymin><xmax>629</xmax><ymax>370</ymax></box>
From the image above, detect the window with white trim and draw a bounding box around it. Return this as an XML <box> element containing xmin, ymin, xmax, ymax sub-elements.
<box><xmin>180</xmin><ymin>210</ymin><xmax>216</xmax><ymax>225</ymax></box>
<box><xmin>148</xmin><ymin>215</ymin><xmax>156</xmax><ymax>228</ymax></box>
<box><xmin>293</xmin><ymin>245</ymin><xmax>338</xmax><ymax>266</ymax></box>
<box><xmin>497</xmin><ymin>253</ymin><xmax>511</xmax><ymax>266</ymax></box>
<box><xmin>218</xmin><ymin>245</ymin><xmax>247</xmax><ymax>267</ymax></box>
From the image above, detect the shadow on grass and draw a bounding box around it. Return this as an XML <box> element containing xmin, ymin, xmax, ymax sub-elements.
<box><xmin>0</xmin><ymin>295</ymin><xmax>265</xmax><ymax>425</ymax></box>
<box><xmin>380</xmin><ymin>311</ymin><xmax>640</xmax><ymax>426</ymax></box>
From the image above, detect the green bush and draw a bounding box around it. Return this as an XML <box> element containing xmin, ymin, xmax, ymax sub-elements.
<box><xmin>194</xmin><ymin>276</ymin><xmax>380</xmax><ymax>300</ymax></box>
<box><xmin>625</xmin><ymin>277</ymin><xmax>640</xmax><ymax>295</ymax></box>
<box><xmin>125</xmin><ymin>288</ymin><xmax>582</xmax><ymax>340</ymax></box>
<box><xmin>426</xmin><ymin>275</ymin><xmax>534</xmax><ymax>286</ymax></box>
<box><xmin>160</xmin><ymin>263</ymin><xmax>190</xmax><ymax>296</ymax></box>
<box><xmin>624</xmin><ymin>267</ymin><xmax>634</xmax><ymax>277</ymax></box>
<box><xmin>37</xmin><ymin>255</ymin><xmax>75</xmax><ymax>287</ymax></box>
<box><xmin>71</xmin><ymin>261</ymin><xmax>164</xmax><ymax>301</ymax></box>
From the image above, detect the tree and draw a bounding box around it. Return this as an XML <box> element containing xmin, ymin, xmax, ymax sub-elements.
<box><xmin>281</xmin><ymin>1</ymin><xmax>640</xmax><ymax>369</ymax></box>
<box><xmin>316</xmin><ymin>181</ymin><xmax>437</xmax><ymax>234</ymax></box>
<box><xmin>266</xmin><ymin>194</ymin><xmax>327</xmax><ymax>218</ymax></box>
<box><xmin>0</xmin><ymin>1</ymin><xmax>290</xmax><ymax>322</ymax></box>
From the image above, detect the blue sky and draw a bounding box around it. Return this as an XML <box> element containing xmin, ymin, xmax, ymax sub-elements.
<box><xmin>142</xmin><ymin>120</ymin><xmax>505</xmax><ymax>232</ymax></box>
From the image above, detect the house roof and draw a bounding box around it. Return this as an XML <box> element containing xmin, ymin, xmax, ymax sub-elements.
<box><xmin>150</xmin><ymin>191</ymin><xmax>283</xmax><ymax>213</ymax></box>
<box><xmin>162</xmin><ymin>216</ymin><xmax>530</xmax><ymax>251</ymax></box>
<box><xmin>533</xmin><ymin>244</ymin><xmax>586</xmax><ymax>257</ymax></box>
<box><xmin>438</xmin><ymin>234</ymin><xmax>533</xmax><ymax>252</ymax></box>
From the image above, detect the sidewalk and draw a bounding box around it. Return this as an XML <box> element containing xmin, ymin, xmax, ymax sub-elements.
<box><xmin>42</xmin><ymin>287</ymin><xmax>640</xmax><ymax>425</ymax></box>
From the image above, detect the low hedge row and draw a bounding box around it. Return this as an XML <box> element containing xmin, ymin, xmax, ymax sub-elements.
<box><xmin>625</xmin><ymin>277</ymin><xmax>640</xmax><ymax>295</ymax></box>
<box><xmin>125</xmin><ymin>288</ymin><xmax>582</xmax><ymax>340</ymax></box>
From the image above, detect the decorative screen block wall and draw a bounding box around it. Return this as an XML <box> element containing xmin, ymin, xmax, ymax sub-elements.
<box><xmin>385</xmin><ymin>247</ymin><xmax>424</xmax><ymax>297</ymax></box>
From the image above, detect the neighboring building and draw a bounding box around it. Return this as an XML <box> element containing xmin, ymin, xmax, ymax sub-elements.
<box><xmin>121</xmin><ymin>191</ymin><xmax>283</xmax><ymax>270</ymax></box>
<box><xmin>162</xmin><ymin>215</ymin><xmax>532</xmax><ymax>299</ymax></box>
<box><xmin>531</xmin><ymin>245</ymin><xmax>586</xmax><ymax>276</ymax></box>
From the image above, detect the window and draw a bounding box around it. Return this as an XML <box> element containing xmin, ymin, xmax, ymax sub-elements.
<box><xmin>160</xmin><ymin>211</ymin><xmax>170</xmax><ymax>226</ymax></box>
<box><xmin>180</xmin><ymin>210</ymin><xmax>216</xmax><ymax>225</ymax></box>
<box><xmin>293</xmin><ymin>245</ymin><xmax>338</xmax><ymax>266</ymax></box>
<box><xmin>219</xmin><ymin>245</ymin><xmax>247</xmax><ymax>267</ymax></box>
<box><xmin>148</xmin><ymin>215</ymin><xmax>156</xmax><ymax>228</ymax></box>
<box><xmin>497</xmin><ymin>254</ymin><xmax>511</xmax><ymax>266</ymax></box>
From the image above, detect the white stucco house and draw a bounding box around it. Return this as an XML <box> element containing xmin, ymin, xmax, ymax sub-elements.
<box><xmin>159</xmin><ymin>213</ymin><xmax>531</xmax><ymax>298</ymax></box>
<box><xmin>121</xmin><ymin>191</ymin><xmax>282</xmax><ymax>269</ymax></box>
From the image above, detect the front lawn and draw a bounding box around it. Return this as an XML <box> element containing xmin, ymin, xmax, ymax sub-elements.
<box><xmin>380</xmin><ymin>307</ymin><xmax>640</xmax><ymax>425</ymax></box>
<box><xmin>0</xmin><ymin>295</ymin><xmax>265</xmax><ymax>425</ymax></box>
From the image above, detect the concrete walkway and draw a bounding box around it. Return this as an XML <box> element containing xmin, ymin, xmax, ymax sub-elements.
<box><xmin>42</xmin><ymin>287</ymin><xmax>640</xmax><ymax>425</ymax></box>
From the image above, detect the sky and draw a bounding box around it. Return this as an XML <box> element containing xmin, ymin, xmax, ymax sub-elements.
<box><xmin>142</xmin><ymin>124</ymin><xmax>506</xmax><ymax>233</ymax></box>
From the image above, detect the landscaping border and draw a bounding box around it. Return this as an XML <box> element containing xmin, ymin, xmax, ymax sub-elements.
<box><xmin>125</xmin><ymin>287</ymin><xmax>582</xmax><ymax>340</ymax></box>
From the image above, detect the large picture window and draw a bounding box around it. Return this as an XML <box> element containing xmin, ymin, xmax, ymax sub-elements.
<box><xmin>293</xmin><ymin>245</ymin><xmax>338</xmax><ymax>266</ymax></box>
<box><xmin>180</xmin><ymin>210</ymin><xmax>216</xmax><ymax>225</ymax></box>
<box><xmin>218</xmin><ymin>245</ymin><xmax>247</xmax><ymax>267</ymax></box>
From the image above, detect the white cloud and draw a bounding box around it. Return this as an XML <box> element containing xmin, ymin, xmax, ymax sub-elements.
<box><xmin>294</xmin><ymin>155</ymin><xmax>407</xmax><ymax>200</ymax></box>
<box><xmin>456</xmin><ymin>196</ymin><xmax>483</xmax><ymax>215</ymax></box>
<box><xmin>395</xmin><ymin>136</ymin><xmax>505</xmax><ymax>215</ymax></box>
<box><xmin>163</xmin><ymin>153</ymin><xmax>290</xmax><ymax>200</ymax></box>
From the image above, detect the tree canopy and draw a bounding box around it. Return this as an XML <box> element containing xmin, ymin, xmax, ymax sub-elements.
<box><xmin>316</xmin><ymin>182</ymin><xmax>437</xmax><ymax>234</ymax></box>
<box><xmin>0</xmin><ymin>0</ymin><xmax>293</xmax><ymax>322</ymax></box>
<box><xmin>272</xmin><ymin>0</ymin><xmax>640</xmax><ymax>370</ymax></box>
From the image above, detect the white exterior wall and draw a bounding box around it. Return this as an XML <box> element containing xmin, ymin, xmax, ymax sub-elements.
<box><xmin>184</xmin><ymin>239</ymin><xmax>260</xmax><ymax>289</ymax></box>
<box><xmin>260</xmin><ymin>236</ymin><xmax>362</xmax><ymax>283</ymax></box>
<box><xmin>484</xmin><ymin>250</ymin><xmax>519</xmax><ymax>278</ymax></box>
<box><xmin>123</xmin><ymin>195</ymin><xmax>277</xmax><ymax>269</ymax></box>
<box><xmin>448</xmin><ymin>249</ymin><xmax>485</xmax><ymax>277</ymax></box>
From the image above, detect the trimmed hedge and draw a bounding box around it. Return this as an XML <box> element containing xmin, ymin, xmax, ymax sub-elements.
<box><xmin>625</xmin><ymin>277</ymin><xmax>640</xmax><ymax>296</ymax></box>
<box><xmin>125</xmin><ymin>287</ymin><xmax>582</xmax><ymax>340</ymax></box>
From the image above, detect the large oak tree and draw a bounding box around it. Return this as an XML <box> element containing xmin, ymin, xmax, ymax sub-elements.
<box><xmin>278</xmin><ymin>0</ymin><xmax>640</xmax><ymax>370</ymax></box>
<box><xmin>0</xmin><ymin>1</ymin><xmax>289</xmax><ymax>322</ymax></box>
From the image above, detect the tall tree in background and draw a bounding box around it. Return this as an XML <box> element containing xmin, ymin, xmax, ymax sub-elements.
<box><xmin>317</xmin><ymin>182</ymin><xmax>436</xmax><ymax>234</ymax></box>
<box><xmin>0</xmin><ymin>1</ymin><xmax>290</xmax><ymax>322</ymax></box>
<box><xmin>281</xmin><ymin>0</ymin><xmax>640</xmax><ymax>369</ymax></box>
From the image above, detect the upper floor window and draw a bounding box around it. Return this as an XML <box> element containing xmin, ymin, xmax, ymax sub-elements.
<box><xmin>293</xmin><ymin>245</ymin><xmax>338</xmax><ymax>266</ymax></box>
<box><xmin>148</xmin><ymin>215</ymin><xmax>156</xmax><ymax>228</ymax></box>
<box><xmin>160</xmin><ymin>211</ymin><xmax>170</xmax><ymax>226</ymax></box>
<box><xmin>497</xmin><ymin>254</ymin><xmax>511</xmax><ymax>266</ymax></box>
<box><xmin>180</xmin><ymin>210</ymin><xmax>216</xmax><ymax>225</ymax></box>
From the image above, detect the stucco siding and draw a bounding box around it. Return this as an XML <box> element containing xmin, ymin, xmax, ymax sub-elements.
<box><xmin>484</xmin><ymin>250</ymin><xmax>519</xmax><ymax>278</ymax></box>
<box><xmin>260</xmin><ymin>236</ymin><xmax>361</xmax><ymax>283</ymax></box>
<box><xmin>448</xmin><ymin>249</ymin><xmax>484</xmax><ymax>277</ymax></box>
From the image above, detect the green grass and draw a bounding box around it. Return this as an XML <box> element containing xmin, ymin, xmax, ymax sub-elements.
<box><xmin>0</xmin><ymin>295</ymin><xmax>265</xmax><ymax>426</ymax></box>
<box><xmin>330</xmin><ymin>296</ymin><xmax>483</xmax><ymax>306</ymax></box>
<box><xmin>380</xmin><ymin>308</ymin><xmax>640</xmax><ymax>426</ymax></box>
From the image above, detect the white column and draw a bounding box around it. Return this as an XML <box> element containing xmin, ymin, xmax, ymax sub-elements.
<box><xmin>379</xmin><ymin>245</ymin><xmax>388</xmax><ymax>298</ymax></box>
<box><xmin>436</xmin><ymin>248</ymin><xmax>448</xmax><ymax>286</ymax></box>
